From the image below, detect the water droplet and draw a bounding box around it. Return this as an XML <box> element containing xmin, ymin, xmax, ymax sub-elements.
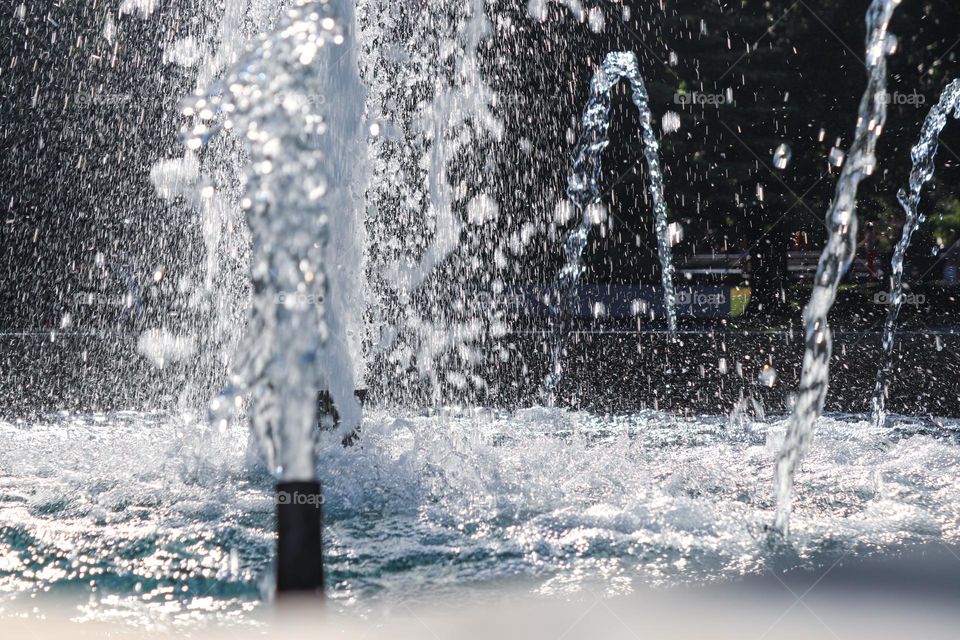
<box><xmin>667</xmin><ymin>222</ymin><xmax>684</xmax><ymax>245</ymax></box>
<box><xmin>467</xmin><ymin>193</ymin><xmax>499</xmax><ymax>225</ymax></box>
<box><xmin>662</xmin><ymin>111</ymin><xmax>681</xmax><ymax>134</ymax></box>
<box><xmin>527</xmin><ymin>0</ymin><xmax>548</xmax><ymax>22</ymax></box>
<box><xmin>758</xmin><ymin>365</ymin><xmax>778</xmax><ymax>387</ymax></box>
<box><xmin>588</xmin><ymin>7</ymin><xmax>605</xmax><ymax>33</ymax></box>
<box><xmin>884</xmin><ymin>33</ymin><xmax>898</xmax><ymax>55</ymax></box>
<box><xmin>829</xmin><ymin>147</ymin><xmax>845</xmax><ymax>167</ymax></box>
<box><xmin>586</xmin><ymin>203</ymin><xmax>607</xmax><ymax>225</ymax></box>
<box><xmin>773</xmin><ymin>143</ymin><xmax>792</xmax><ymax>170</ymax></box>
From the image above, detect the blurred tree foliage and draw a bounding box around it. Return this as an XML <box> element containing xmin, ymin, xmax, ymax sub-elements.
<box><xmin>656</xmin><ymin>0</ymin><xmax>960</xmax><ymax>312</ymax></box>
<box><xmin>665</xmin><ymin>0</ymin><xmax>960</xmax><ymax>305</ymax></box>
<box><xmin>499</xmin><ymin>0</ymin><xmax>960</xmax><ymax>316</ymax></box>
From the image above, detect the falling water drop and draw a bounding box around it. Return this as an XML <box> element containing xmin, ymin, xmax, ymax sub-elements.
<box><xmin>773</xmin><ymin>143</ymin><xmax>792</xmax><ymax>170</ymax></box>
<box><xmin>588</xmin><ymin>7</ymin><xmax>605</xmax><ymax>33</ymax></box>
<box><xmin>662</xmin><ymin>111</ymin><xmax>681</xmax><ymax>134</ymax></box>
<box><xmin>554</xmin><ymin>199</ymin><xmax>575</xmax><ymax>224</ymax></box>
<box><xmin>758</xmin><ymin>365</ymin><xmax>778</xmax><ymax>388</ymax></box>
<box><xmin>885</xmin><ymin>33</ymin><xmax>899</xmax><ymax>54</ymax></box>
<box><xmin>829</xmin><ymin>147</ymin><xmax>845</xmax><ymax>167</ymax></box>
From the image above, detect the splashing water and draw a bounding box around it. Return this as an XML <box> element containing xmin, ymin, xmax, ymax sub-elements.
<box><xmin>774</xmin><ymin>0</ymin><xmax>900</xmax><ymax>536</ymax></box>
<box><xmin>546</xmin><ymin>51</ymin><xmax>677</xmax><ymax>396</ymax></box>
<box><xmin>189</xmin><ymin>0</ymin><xmax>364</xmax><ymax>480</ymax></box>
<box><xmin>871</xmin><ymin>79</ymin><xmax>960</xmax><ymax>428</ymax></box>
<box><xmin>4</xmin><ymin>408</ymin><xmax>960</xmax><ymax>623</ymax></box>
<box><xmin>360</xmin><ymin>0</ymin><xmax>504</xmax><ymax>406</ymax></box>
<box><xmin>149</xmin><ymin>0</ymin><xmax>285</xmax><ymax>411</ymax></box>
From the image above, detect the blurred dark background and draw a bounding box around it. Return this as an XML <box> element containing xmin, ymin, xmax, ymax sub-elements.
<box><xmin>4</xmin><ymin>0</ymin><xmax>960</xmax><ymax>328</ymax></box>
<box><xmin>488</xmin><ymin>0</ymin><xmax>960</xmax><ymax>327</ymax></box>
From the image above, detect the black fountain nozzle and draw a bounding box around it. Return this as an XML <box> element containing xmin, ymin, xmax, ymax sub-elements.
<box><xmin>275</xmin><ymin>480</ymin><xmax>325</xmax><ymax>596</ymax></box>
<box><xmin>274</xmin><ymin>389</ymin><xmax>367</xmax><ymax>598</ymax></box>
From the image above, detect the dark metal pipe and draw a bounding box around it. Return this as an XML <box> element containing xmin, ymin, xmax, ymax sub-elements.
<box><xmin>275</xmin><ymin>480</ymin><xmax>325</xmax><ymax>596</ymax></box>
<box><xmin>274</xmin><ymin>390</ymin><xmax>367</xmax><ymax>597</ymax></box>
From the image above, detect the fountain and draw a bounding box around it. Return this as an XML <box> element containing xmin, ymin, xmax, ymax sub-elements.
<box><xmin>545</xmin><ymin>50</ymin><xmax>677</xmax><ymax>397</ymax></box>
<box><xmin>774</xmin><ymin>0</ymin><xmax>900</xmax><ymax>535</ymax></box>
<box><xmin>182</xmin><ymin>0</ymin><xmax>365</xmax><ymax>594</ymax></box>
<box><xmin>872</xmin><ymin>79</ymin><xmax>960</xmax><ymax>427</ymax></box>
<box><xmin>5</xmin><ymin>0</ymin><xmax>960</xmax><ymax>630</ymax></box>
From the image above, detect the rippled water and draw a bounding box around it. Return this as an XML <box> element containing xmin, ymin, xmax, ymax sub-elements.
<box><xmin>1</xmin><ymin>409</ymin><xmax>958</xmax><ymax>628</ymax></box>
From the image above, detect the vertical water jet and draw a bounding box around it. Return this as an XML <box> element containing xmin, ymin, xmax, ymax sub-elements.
<box><xmin>189</xmin><ymin>0</ymin><xmax>366</xmax><ymax>595</ymax></box>
<box><xmin>871</xmin><ymin>79</ymin><xmax>960</xmax><ymax>427</ymax></box>
<box><xmin>774</xmin><ymin>0</ymin><xmax>900</xmax><ymax>536</ymax></box>
<box><xmin>545</xmin><ymin>51</ymin><xmax>677</xmax><ymax>399</ymax></box>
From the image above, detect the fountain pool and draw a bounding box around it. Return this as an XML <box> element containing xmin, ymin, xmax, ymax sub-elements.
<box><xmin>2</xmin><ymin>408</ymin><xmax>958</xmax><ymax>628</ymax></box>
<box><xmin>5</xmin><ymin>0</ymin><xmax>960</xmax><ymax>633</ymax></box>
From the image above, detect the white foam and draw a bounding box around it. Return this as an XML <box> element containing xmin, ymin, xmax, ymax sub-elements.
<box><xmin>1</xmin><ymin>410</ymin><xmax>958</xmax><ymax>624</ymax></box>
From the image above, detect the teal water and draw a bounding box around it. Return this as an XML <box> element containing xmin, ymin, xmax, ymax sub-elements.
<box><xmin>1</xmin><ymin>408</ymin><xmax>958</xmax><ymax>628</ymax></box>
